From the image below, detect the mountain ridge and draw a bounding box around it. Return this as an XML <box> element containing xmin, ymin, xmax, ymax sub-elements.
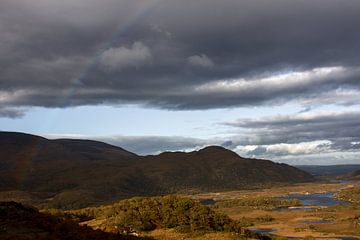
<box><xmin>0</xmin><ymin>131</ymin><xmax>315</xmax><ymax>209</ymax></box>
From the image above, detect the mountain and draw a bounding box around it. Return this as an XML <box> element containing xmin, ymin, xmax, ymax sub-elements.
<box><xmin>0</xmin><ymin>132</ymin><xmax>314</xmax><ymax>209</ymax></box>
<box><xmin>136</xmin><ymin>146</ymin><xmax>314</xmax><ymax>192</ymax></box>
<box><xmin>0</xmin><ymin>131</ymin><xmax>137</xmax><ymax>190</ymax></box>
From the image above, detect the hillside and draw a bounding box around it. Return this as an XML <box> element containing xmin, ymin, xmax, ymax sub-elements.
<box><xmin>344</xmin><ymin>170</ymin><xmax>360</xmax><ymax>181</ymax></box>
<box><xmin>0</xmin><ymin>201</ymin><xmax>151</xmax><ymax>240</ymax></box>
<box><xmin>0</xmin><ymin>132</ymin><xmax>314</xmax><ymax>209</ymax></box>
<box><xmin>136</xmin><ymin>146</ymin><xmax>314</xmax><ymax>192</ymax></box>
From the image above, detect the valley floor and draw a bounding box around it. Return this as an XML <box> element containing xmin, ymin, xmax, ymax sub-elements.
<box><xmin>62</xmin><ymin>181</ymin><xmax>360</xmax><ymax>239</ymax></box>
<box><xmin>189</xmin><ymin>181</ymin><xmax>360</xmax><ymax>239</ymax></box>
<box><xmin>3</xmin><ymin>181</ymin><xmax>360</xmax><ymax>240</ymax></box>
<box><xmin>69</xmin><ymin>181</ymin><xmax>360</xmax><ymax>239</ymax></box>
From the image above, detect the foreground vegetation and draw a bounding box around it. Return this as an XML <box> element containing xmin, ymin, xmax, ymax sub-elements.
<box><xmin>46</xmin><ymin>195</ymin><xmax>271</xmax><ymax>239</ymax></box>
<box><xmin>215</xmin><ymin>197</ymin><xmax>300</xmax><ymax>210</ymax></box>
<box><xmin>40</xmin><ymin>182</ymin><xmax>360</xmax><ymax>239</ymax></box>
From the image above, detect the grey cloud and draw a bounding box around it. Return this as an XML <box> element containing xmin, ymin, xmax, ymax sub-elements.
<box><xmin>99</xmin><ymin>42</ymin><xmax>152</xmax><ymax>70</ymax></box>
<box><xmin>1</xmin><ymin>0</ymin><xmax>360</xmax><ymax>113</ymax></box>
<box><xmin>270</xmin><ymin>151</ymin><xmax>360</xmax><ymax>165</ymax></box>
<box><xmin>242</xmin><ymin>146</ymin><xmax>268</xmax><ymax>156</ymax></box>
<box><xmin>221</xmin><ymin>140</ymin><xmax>233</xmax><ymax>148</ymax></box>
<box><xmin>43</xmin><ymin>108</ymin><xmax>360</xmax><ymax>164</ymax></box>
<box><xmin>226</xmin><ymin>111</ymin><xmax>360</xmax><ymax>152</ymax></box>
<box><xmin>188</xmin><ymin>54</ymin><xmax>214</xmax><ymax>68</ymax></box>
<box><xmin>217</xmin><ymin>110</ymin><xmax>360</xmax><ymax>164</ymax></box>
<box><xmin>96</xmin><ymin>136</ymin><xmax>215</xmax><ymax>155</ymax></box>
<box><xmin>45</xmin><ymin>133</ymin><xmax>233</xmax><ymax>156</ymax></box>
<box><xmin>243</xmin><ymin>142</ymin><xmax>331</xmax><ymax>157</ymax></box>
<box><xmin>0</xmin><ymin>107</ymin><xmax>26</xmax><ymax>118</ymax></box>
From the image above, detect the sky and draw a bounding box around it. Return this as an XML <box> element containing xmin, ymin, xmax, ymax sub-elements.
<box><xmin>0</xmin><ymin>0</ymin><xmax>360</xmax><ymax>165</ymax></box>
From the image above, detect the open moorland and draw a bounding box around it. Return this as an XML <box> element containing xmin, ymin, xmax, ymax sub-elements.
<box><xmin>190</xmin><ymin>181</ymin><xmax>360</xmax><ymax>239</ymax></box>
<box><xmin>28</xmin><ymin>181</ymin><xmax>358</xmax><ymax>240</ymax></box>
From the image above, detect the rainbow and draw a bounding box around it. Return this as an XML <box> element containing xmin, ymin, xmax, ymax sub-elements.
<box><xmin>61</xmin><ymin>0</ymin><xmax>163</xmax><ymax>106</ymax></box>
<box><xmin>16</xmin><ymin>0</ymin><xmax>164</xmax><ymax>187</ymax></box>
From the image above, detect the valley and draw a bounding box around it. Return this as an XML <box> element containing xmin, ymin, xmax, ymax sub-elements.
<box><xmin>191</xmin><ymin>181</ymin><xmax>360</xmax><ymax>239</ymax></box>
<box><xmin>1</xmin><ymin>132</ymin><xmax>360</xmax><ymax>239</ymax></box>
<box><xmin>31</xmin><ymin>181</ymin><xmax>359</xmax><ymax>240</ymax></box>
<box><xmin>2</xmin><ymin>176</ymin><xmax>360</xmax><ymax>240</ymax></box>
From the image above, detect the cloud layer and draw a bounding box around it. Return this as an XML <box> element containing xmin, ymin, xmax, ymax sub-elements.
<box><xmin>1</xmin><ymin>0</ymin><xmax>360</xmax><ymax>112</ymax></box>
<box><xmin>100</xmin><ymin>42</ymin><xmax>152</xmax><ymax>70</ymax></box>
<box><xmin>223</xmin><ymin>110</ymin><xmax>360</xmax><ymax>164</ymax></box>
<box><xmin>82</xmin><ymin>110</ymin><xmax>360</xmax><ymax>164</ymax></box>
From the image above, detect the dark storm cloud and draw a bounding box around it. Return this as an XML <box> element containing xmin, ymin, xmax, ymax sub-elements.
<box><xmin>1</xmin><ymin>0</ymin><xmax>360</xmax><ymax>113</ymax></box>
<box><xmin>0</xmin><ymin>107</ymin><xmax>25</xmax><ymax>118</ymax></box>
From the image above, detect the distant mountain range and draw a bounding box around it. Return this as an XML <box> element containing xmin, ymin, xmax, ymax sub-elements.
<box><xmin>0</xmin><ymin>132</ymin><xmax>314</xmax><ymax>209</ymax></box>
<box><xmin>297</xmin><ymin>165</ymin><xmax>360</xmax><ymax>177</ymax></box>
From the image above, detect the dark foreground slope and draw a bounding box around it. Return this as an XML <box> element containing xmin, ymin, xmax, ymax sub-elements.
<box><xmin>0</xmin><ymin>201</ymin><xmax>151</xmax><ymax>240</ymax></box>
<box><xmin>0</xmin><ymin>132</ymin><xmax>314</xmax><ymax>209</ymax></box>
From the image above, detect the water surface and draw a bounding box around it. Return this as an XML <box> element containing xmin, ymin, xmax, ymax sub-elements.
<box><xmin>301</xmin><ymin>219</ymin><xmax>333</xmax><ymax>224</ymax></box>
<box><xmin>200</xmin><ymin>198</ymin><xmax>217</xmax><ymax>205</ymax></box>
<box><xmin>249</xmin><ymin>228</ymin><xmax>276</xmax><ymax>234</ymax></box>
<box><xmin>279</xmin><ymin>192</ymin><xmax>349</xmax><ymax>207</ymax></box>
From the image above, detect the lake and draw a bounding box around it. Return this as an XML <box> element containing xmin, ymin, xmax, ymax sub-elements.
<box><xmin>278</xmin><ymin>192</ymin><xmax>349</xmax><ymax>207</ymax></box>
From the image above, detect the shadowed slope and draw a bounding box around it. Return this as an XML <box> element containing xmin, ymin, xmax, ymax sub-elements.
<box><xmin>0</xmin><ymin>201</ymin><xmax>151</xmax><ymax>240</ymax></box>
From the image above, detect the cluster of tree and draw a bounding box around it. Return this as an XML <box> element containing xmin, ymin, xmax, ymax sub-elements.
<box><xmin>215</xmin><ymin>197</ymin><xmax>300</xmax><ymax>210</ymax></box>
<box><xmin>256</xmin><ymin>215</ymin><xmax>275</xmax><ymax>223</ymax></box>
<box><xmin>63</xmin><ymin>196</ymin><xmax>272</xmax><ymax>239</ymax></box>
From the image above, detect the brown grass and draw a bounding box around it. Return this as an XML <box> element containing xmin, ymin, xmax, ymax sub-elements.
<box><xmin>144</xmin><ymin>229</ymin><xmax>244</xmax><ymax>240</ymax></box>
<box><xmin>186</xmin><ymin>181</ymin><xmax>360</xmax><ymax>239</ymax></box>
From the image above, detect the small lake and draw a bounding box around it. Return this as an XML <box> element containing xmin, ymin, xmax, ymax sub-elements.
<box><xmin>334</xmin><ymin>180</ymin><xmax>354</xmax><ymax>185</ymax></box>
<box><xmin>278</xmin><ymin>192</ymin><xmax>349</xmax><ymax>207</ymax></box>
<box><xmin>339</xmin><ymin>237</ymin><xmax>360</xmax><ymax>240</ymax></box>
<box><xmin>200</xmin><ymin>198</ymin><xmax>217</xmax><ymax>205</ymax></box>
<box><xmin>301</xmin><ymin>219</ymin><xmax>333</xmax><ymax>224</ymax></box>
<box><xmin>249</xmin><ymin>228</ymin><xmax>276</xmax><ymax>234</ymax></box>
